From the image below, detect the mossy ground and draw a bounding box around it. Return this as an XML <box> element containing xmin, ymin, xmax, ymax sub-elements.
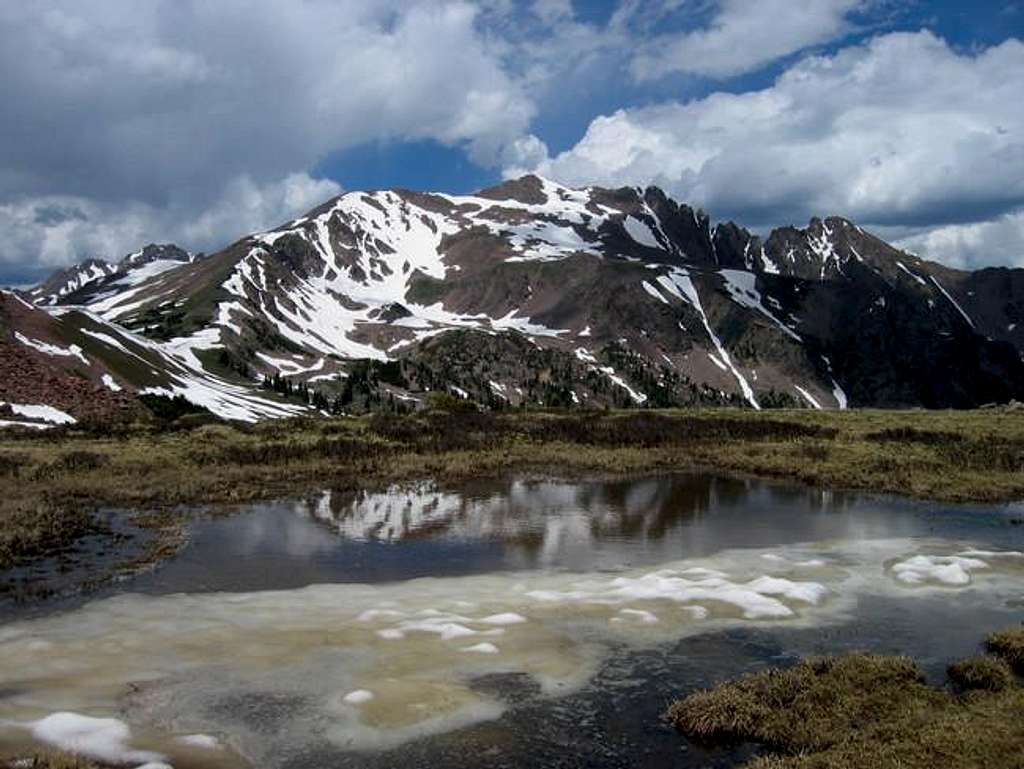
<box><xmin>669</xmin><ymin>625</ymin><xmax>1024</xmax><ymax>769</ymax></box>
<box><xmin>2</xmin><ymin>407</ymin><xmax>1023</xmax><ymax>597</ymax></box>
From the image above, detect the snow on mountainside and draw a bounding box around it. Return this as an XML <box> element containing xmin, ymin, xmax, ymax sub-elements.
<box><xmin>0</xmin><ymin>290</ymin><xmax>303</xmax><ymax>425</ymax></box>
<box><xmin>28</xmin><ymin>244</ymin><xmax>197</xmax><ymax>307</ymax></box>
<box><xmin>7</xmin><ymin>175</ymin><xmax>1024</xmax><ymax>422</ymax></box>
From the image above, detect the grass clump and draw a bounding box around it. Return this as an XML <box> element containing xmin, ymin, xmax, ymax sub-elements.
<box><xmin>0</xmin><ymin>501</ymin><xmax>100</xmax><ymax>570</ymax></box>
<box><xmin>668</xmin><ymin>654</ymin><xmax>934</xmax><ymax>751</ymax></box>
<box><xmin>948</xmin><ymin>655</ymin><xmax>1013</xmax><ymax>692</ymax></box>
<box><xmin>669</xmin><ymin>632</ymin><xmax>1024</xmax><ymax>769</ymax></box>
<box><xmin>986</xmin><ymin>625</ymin><xmax>1024</xmax><ymax>672</ymax></box>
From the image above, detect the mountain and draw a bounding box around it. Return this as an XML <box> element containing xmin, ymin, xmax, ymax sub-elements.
<box><xmin>3</xmin><ymin>175</ymin><xmax>1023</xmax><ymax>426</ymax></box>
<box><xmin>27</xmin><ymin>243</ymin><xmax>197</xmax><ymax>306</ymax></box>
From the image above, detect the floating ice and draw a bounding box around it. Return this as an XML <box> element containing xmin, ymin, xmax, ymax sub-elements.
<box><xmin>343</xmin><ymin>690</ymin><xmax>375</xmax><ymax>705</ymax></box>
<box><xmin>479</xmin><ymin>613</ymin><xmax>527</xmax><ymax>626</ymax></box>
<box><xmin>2</xmin><ymin>539</ymin><xmax>1021</xmax><ymax>760</ymax></box>
<box><xmin>175</xmin><ymin>733</ymin><xmax>220</xmax><ymax>749</ymax></box>
<box><xmin>890</xmin><ymin>554</ymin><xmax>988</xmax><ymax>586</ymax></box>
<box><xmin>611</xmin><ymin>608</ymin><xmax>659</xmax><ymax>624</ymax></box>
<box><xmin>526</xmin><ymin>569</ymin><xmax>826</xmax><ymax>619</ymax></box>
<box><xmin>28</xmin><ymin>712</ymin><xmax>166</xmax><ymax>766</ymax></box>
<box><xmin>461</xmin><ymin>643</ymin><xmax>500</xmax><ymax>654</ymax></box>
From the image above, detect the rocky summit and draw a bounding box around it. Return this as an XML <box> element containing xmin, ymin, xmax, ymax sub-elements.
<box><xmin>2</xmin><ymin>175</ymin><xmax>1023</xmax><ymax>426</ymax></box>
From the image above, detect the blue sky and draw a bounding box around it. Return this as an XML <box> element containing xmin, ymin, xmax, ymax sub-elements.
<box><xmin>322</xmin><ymin>0</ymin><xmax>1021</xmax><ymax>192</ymax></box>
<box><xmin>0</xmin><ymin>0</ymin><xmax>1022</xmax><ymax>284</ymax></box>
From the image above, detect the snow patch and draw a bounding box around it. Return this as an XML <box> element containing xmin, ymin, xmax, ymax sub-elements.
<box><xmin>342</xmin><ymin>690</ymin><xmax>375</xmax><ymax>705</ymax></box>
<box><xmin>1</xmin><ymin>402</ymin><xmax>76</xmax><ymax>425</ymax></box>
<box><xmin>176</xmin><ymin>733</ymin><xmax>220</xmax><ymax>750</ymax></box>
<box><xmin>890</xmin><ymin>554</ymin><xmax>988</xmax><ymax>586</ymax></box>
<box><xmin>642</xmin><ymin>280</ymin><xmax>669</xmax><ymax>305</ymax></box>
<box><xmin>930</xmin><ymin>277</ymin><xmax>974</xmax><ymax>327</ymax></box>
<box><xmin>28</xmin><ymin>712</ymin><xmax>166</xmax><ymax>766</ymax></box>
<box><xmin>719</xmin><ymin>270</ymin><xmax>801</xmax><ymax>342</ymax></box>
<box><xmin>793</xmin><ymin>385</ymin><xmax>822</xmax><ymax>410</ymax></box>
<box><xmin>623</xmin><ymin>216</ymin><xmax>662</xmax><ymax>250</ymax></box>
<box><xmin>14</xmin><ymin>333</ymin><xmax>89</xmax><ymax>365</ymax></box>
<box><xmin>896</xmin><ymin>261</ymin><xmax>927</xmax><ymax>286</ymax></box>
<box><xmin>611</xmin><ymin>608</ymin><xmax>659</xmax><ymax>625</ymax></box>
<box><xmin>461</xmin><ymin>642</ymin><xmax>500</xmax><ymax>654</ymax></box>
<box><xmin>659</xmin><ymin>268</ymin><xmax>759</xmax><ymax>409</ymax></box>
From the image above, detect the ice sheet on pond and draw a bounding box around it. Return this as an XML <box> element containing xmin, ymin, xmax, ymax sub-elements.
<box><xmin>0</xmin><ymin>538</ymin><xmax>1021</xmax><ymax>765</ymax></box>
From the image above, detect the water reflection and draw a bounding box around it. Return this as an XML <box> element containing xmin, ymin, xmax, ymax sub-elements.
<box><xmin>294</xmin><ymin>476</ymin><xmax>875</xmax><ymax>571</ymax></box>
<box><xmin>2</xmin><ymin>473</ymin><xmax>1022</xmax><ymax>768</ymax></box>
<box><xmin>124</xmin><ymin>472</ymin><xmax>1022</xmax><ymax>597</ymax></box>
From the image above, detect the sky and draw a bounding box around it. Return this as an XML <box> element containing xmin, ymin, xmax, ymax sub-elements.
<box><xmin>0</xmin><ymin>0</ymin><xmax>1022</xmax><ymax>286</ymax></box>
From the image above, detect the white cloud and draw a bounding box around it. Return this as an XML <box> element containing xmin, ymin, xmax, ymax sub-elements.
<box><xmin>0</xmin><ymin>0</ymin><xmax>535</xmax><ymax>277</ymax></box>
<box><xmin>0</xmin><ymin>1</ymin><xmax>534</xmax><ymax>202</ymax></box>
<box><xmin>895</xmin><ymin>210</ymin><xmax>1024</xmax><ymax>270</ymax></box>
<box><xmin>528</xmin><ymin>31</ymin><xmax>1024</xmax><ymax>268</ymax></box>
<box><xmin>631</xmin><ymin>0</ymin><xmax>863</xmax><ymax>80</ymax></box>
<box><xmin>531</xmin><ymin>0</ymin><xmax>574</xmax><ymax>24</ymax></box>
<box><xmin>0</xmin><ymin>173</ymin><xmax>342</xmax><ymax>278</ymax></box>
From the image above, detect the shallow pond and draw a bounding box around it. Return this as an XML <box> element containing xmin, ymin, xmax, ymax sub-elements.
<box><xmin>1</xmin><ymin>473</ymin><xmax>1022</xmax><ymax>768</ymax></box>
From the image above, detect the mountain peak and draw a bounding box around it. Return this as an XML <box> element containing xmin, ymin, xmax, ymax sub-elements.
<box><xmin>12</xmin><ymin>177</ymin><xmax>1024</xmax><ymax>421</ymax></box>
<box><xmin>477</xmin><ymin>174</ymin><xmax>550</xmax><ymax>204</ymax></box>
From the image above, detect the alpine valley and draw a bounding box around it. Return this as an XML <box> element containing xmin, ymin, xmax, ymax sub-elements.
<box><xmin>3</xmin><ymin>175</ymin><xmax>1023</xmax><ymax>427</ymax></box>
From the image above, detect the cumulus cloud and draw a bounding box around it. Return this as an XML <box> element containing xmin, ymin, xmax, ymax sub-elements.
<box><xmin>630</xmin><ymin>0</ymin><xmax>863</xmax><ymax>80</ymax></box>
<box><xmin>0</xmin><ymin>173</ymin><xmax>341</xmax><ymax>283</ymax></box>
<box><xmin>0</xmin><ymin>0</ymin><xmax>535</xmax><ymax>280</ymax></box>
<box><xmin>895</xmin><ymin>210</ymin><xmax>1024</xmax><ymax>270</ymax></box>
<box><xmin>3</xmin><ymin>2</ymin><xmax>1023</xmax><ymax>281</ymax></box>
<box><xmin>527</xmin><ymin>31</ymin><xmax>1024</xmax><ymax>267</ymax></box>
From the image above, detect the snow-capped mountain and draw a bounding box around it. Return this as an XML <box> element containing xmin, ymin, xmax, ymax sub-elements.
<box><xmin>28</xmin><ymin>243</ymin><xmax>197</xmax><ymax>306</ymax></box>
<box><xmin>4</xmin><ymin>175</ymin><xmax>1024</xmax><ymax>425</ymax></box>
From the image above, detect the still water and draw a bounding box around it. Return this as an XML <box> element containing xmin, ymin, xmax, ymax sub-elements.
<box><xmin>0</xmin><ymin>473</ymin><xmax>1022</xmax><ymax>768</ymax></box>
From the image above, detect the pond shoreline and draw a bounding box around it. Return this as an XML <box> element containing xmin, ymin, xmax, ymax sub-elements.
<box><xmin>2</xmin><ymin>408</ymin><xmax>1024</xmax><ymax>604</ymax></box>
<box><xmin>1</xmin><ymin>466</ymin><xmax>1022</xmax><ymax>769</ymax></box>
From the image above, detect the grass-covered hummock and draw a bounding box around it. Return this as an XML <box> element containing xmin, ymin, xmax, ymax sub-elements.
<box><xmin>986</xmin><ymin>625</ymin><xmax>1024</xmax><ymax>673</ymax></box>
<box><xmin>668</xmin><ymin>655</ymin><xmax>937</xmax><ymax>750</ymax></box>
<box><xmin>668</xmin><ymin>627</ymin><xmax>1024</xmax><ymax>769</ymax></box>
<box><xmin>948</xmin><ymin>655</ymin><xmax>1014</xmax><ymax>692</ymax></box>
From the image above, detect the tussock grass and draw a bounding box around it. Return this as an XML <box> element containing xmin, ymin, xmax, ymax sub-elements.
<box><xmin>986</xmin><ymin>625</ymin><xmax>1024</xmax><ymax>672</ymax></box>
<box><xmin>948</xmin><ymin>656</ymin><xmax>1014</xmax><ymax>692</ymax></box>
<box><xmin>669</xmin><ymin>628</ymin><xmax>1024</xmax><ymax>769</ymax></box>
<box><xmin>668</xmin><ymin>655</ymin><xmax>933</xmax><ymax>751</ymax></box>
<box><xmin>0</xmin><ymin>502</ymin><xmax>100</xmax><ymax>571</ymax></box>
